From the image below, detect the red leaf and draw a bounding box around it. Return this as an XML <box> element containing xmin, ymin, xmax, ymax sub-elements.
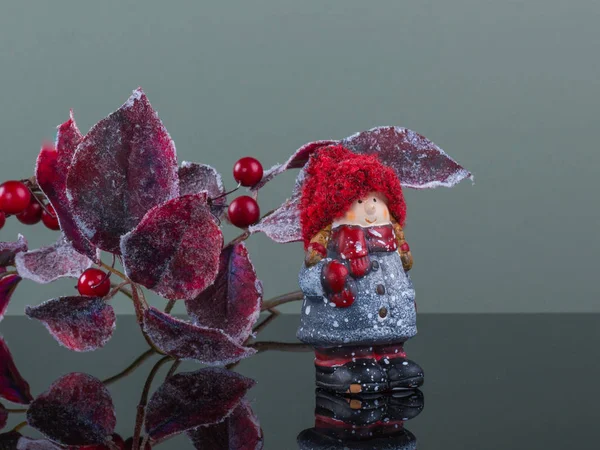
<box><xmin>249</xmin><ymin>189</ymin><xmax>302</xmax><ymax>243</ymax></box>
<box><xmin>0</xmin><ymin>431</ymin><xmax>22</xmax><ymax>448</ymax></box>
<box><xmin>249</xmin><ymin>171</ymin><xmax>305</xmax><ymax>243</ymax></box>
<box><xmin>36</xmin><ymin>114</ymin><xmax>97</xmax><ymax>261</ymax></box>
<box><xmin>0</xmin><ymin>274</ymin><xmax>21</xmax><ymax>323</ymax></box>
<box><xmin>342</xmin><ymin>126</ymin><xmax>473</xmax><ymax>188</ymax></box>
<box><xmin>25</xmin><ymin>296</ymin><xmax>116</xmax><ymax>352</ymax></box>
<box><xmin>66</xmin><ymin>88</ymin><xmax>179</xmax><ymax>253</ymax></box>
<box><xmin>145</xmin><ymin>368</ymin><xmax>255</xmax><ymax>442</ymax></box>
<box><xmin>251</xmin><ymin>140</ymin><xmax>336</xmax><ymax>191</ymax></box>
<box><xmin>185</xmin><ymin>242</ymin><xmax>262</xmax><ymax>343</ymax></box>
<box><xmin>0</xmin><ymin>403</ymin><xmax>7</xmax><ymax>430</ymax></box>
<box><xmin>0</xmin><ymin>235</ymin><xmax>28</xmax><ymax>267</ymax></box>
<box><xmin>142</xmin><ymin>307</ymin><xmax>256</xmax><ymax>364</ymax></box>
<box><xmin>14</xmin><ymin>235</ymin><xmax>95</xmax><ymax>284</ymax></box>
<box><xmin>121</xmin><ymin>194</ymin><xmax>222</xmax><ymax>300</ymax></box>
<box><xmin>26</xmin><ymin>373</ymin><xmax>116</xmax><ymax>446</ymax></box>
<box><xmin>0</xmin><ymin>337</ymin><xmax>33</xmax><ymax>404</ymax></box>
<box><xmin>187</xmin><ymin>399</ymin><xmax>263</xmax><ymax>450</ymax></box>
<box><xmin>179</xmin><ymin>162</ymin><xmax>227</xmax><ymax>218</ymax></box>
<box><xmin>13</xmin><ymin>437</ymin><xmax>62</xmax><ymax>449</ymax></box>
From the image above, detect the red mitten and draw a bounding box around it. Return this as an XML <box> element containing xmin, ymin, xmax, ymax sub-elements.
<box><xmin>321</xmin><ymin>260</ymin><xmax>348</xmax><ymax>294</ymax></box>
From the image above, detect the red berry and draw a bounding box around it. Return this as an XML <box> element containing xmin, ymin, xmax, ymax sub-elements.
<box><xmin>228</xmin><ymin>196</ymin><xmax>260</xmax><ymax>228</ymax></box>
<box><xmin>323</xmin><ymin>260</ymin><xmax>348</xmax><ymax>293</ymax></box>
<box><xmin>0</xmin><ymin>181</ymin><xmax>31</xmax><ymax>214</ymax></box>
<box><xmin>41</xmin><ymin>204</ymin><xmax>60</xmax><ymax>230</ymax></box>
<box><xmin>16</xmin><ymin>200</ymin><xmax>43</xmax><ymax>225</ymax></box>
<box><xmin>233</xmin><ymin>157</ymin><xmax>263</xmax><ymax>187</ymax></box>
<box><xmin>0</xmin><ymin>211</ymin><xmax>5</xmax><ymax>229</ymax></box>
<box><xmin>78</xmin><ymin>268</ymin><xmax>111</xmax><ymax>297</ymax></box>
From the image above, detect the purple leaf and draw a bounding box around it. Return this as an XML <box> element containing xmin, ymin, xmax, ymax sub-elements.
<box><xmin>0</xmin><ymin>337</ymin><xmax>33</xmax><ymax>404</ymax></box>
<box><xmin>0</xmin><ymin>274</ymin><xmax>21</xmax><ymax>323</ymax></box>
<box><xmin>0</xmin><ymin>403</ymin><xmax>6</xmax><ymax>431</ymax></box>
<box><xmin>66</xmin><ymin>88</ymin><xmax>179</xmax><ymax>253</ymax></box>
<box><xmin>121</xmin><ymin>193</ymin><xmax>223</xmax><ymax>301</ymax></box>
<box><xmin>26</xmin><ymin>373</ymin><xmax>116</xmax><ymax>446</ymax></box>
<box><xmin>142</xmin><ymin>307</ymin><xmax>256</xmax><ymax>364</ymax></box>
<box><xmin>185</xmin><ymin>242</ymin><xmax>262</xmax><ymax>343</ymax></box>
<box><xmin>249</xmin><ymin>190</ymin><xmax>302</xmax><ymax>243</ymax></box>
<box><xmin>187</xmin><ymin>399</ymin><xmax>263</xmax><ymax>450</ymax></box>
<box><xmin>14</xmin><ymin>235</ymin><xmax>94</xmax><ymax>284</ymax></box>
<box><xmin>0</xmin><ymin>235</ymin><xmax>28</xmax><ymax>267</ymax></box>
<box><xmin>249</xmin><ymin>170</ymin><xmax>305</xmax><ymax>243</ymax></box>
<box><xmin>15</xmin><ymin>437</ymin><xmax>62</xmax><ymax>449</ymax></box>
<box><xmin>36</xmin><ymin>115</ymin><xmax>97</xmax><ymax>261</ymax></box>
<box><xmin>145</xmin><ymin>368</ymin><xmax>255</xmax><ymax>442</ymax></box>
<box><xmin>179</xmin><ymin>162</ymin><xmax>227</xmax><ymax>218</ymax></box>
<box><xmin>1</xmin><ymin>431</ymin><xmax>22</xmax><ymax>448</ymax></box>
<box><xmin>25</xmin><ymin>296</ymin><xmax>116</xmax><ymax>352</ymax></box>
<box><xmin>341</xmin><ymin>126</ymin><xmax>473</xmax><ymax>188</ymax></box>
<box><xmin>251</xmin><ymin>140</ymin><xmax>336</xmax><ymax>191</ymax></box>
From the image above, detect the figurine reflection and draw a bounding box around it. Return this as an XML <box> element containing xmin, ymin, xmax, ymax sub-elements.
<box><xmin>297</xmin><ymin>147</ymin><xmax>423</xmax><ymax>394</ymax></box>
<box><xmin>297</xmin><ymin>389</ymin><xmax>424</xmax><ymax>449</ymax></box>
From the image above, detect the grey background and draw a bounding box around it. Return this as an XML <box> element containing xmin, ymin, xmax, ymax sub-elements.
<box><xmin>1</xmin><ymin>0</ymin><xmax>598</xmax><ymax>314</ymax></box>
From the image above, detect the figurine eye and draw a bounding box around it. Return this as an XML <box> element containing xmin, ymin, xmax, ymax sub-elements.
<box><xmin>373</xmin><ymin>198</ymin><xmax>377</xmax><ymax>202</ymax></box>
<box><xmin>357</xmin><ymin>200</ymin><xmax>363</xmax><ymax>204</ymax></box>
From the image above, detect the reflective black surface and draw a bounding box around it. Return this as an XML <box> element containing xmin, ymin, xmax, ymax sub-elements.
<box><xmin>1</xmin><ymin>313</ymin><xmax>599</xmax><ymax>448</ymax></box>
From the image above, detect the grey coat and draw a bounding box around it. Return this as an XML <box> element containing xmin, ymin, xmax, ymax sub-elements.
<box><xmin>296</xmin><ymin>247</ymin><xmax>417</xmax><ymax>347</ymax></box>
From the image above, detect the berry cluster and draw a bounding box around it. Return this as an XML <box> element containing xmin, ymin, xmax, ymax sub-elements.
<box><xmin>0</xmin><ymin>180</ymin><xmax>60</xmax><ymax>230</ymax></box>
<box><xmin>228</xmin><ymin>156</ymin><xmax>263</xmax><ymax>228</ymax></box>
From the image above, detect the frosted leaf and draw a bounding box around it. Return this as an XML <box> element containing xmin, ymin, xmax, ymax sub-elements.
<box><xmin>185</xmin><ymin>242</ymin><xmax>263</xmax><ymax>343</ymax></box>
<box><xmin>0</xmin><ymin>337</ymin><xmax>33</xmax><ymax>404</ymax></box>
<box><xmin>142</xmin><ymin>307</ymin><xmax>256</xmax><ymax>364</ymax></box>
<box><xmin>342</xmin><ymin>126</ymin><xmax>473</xmax><ymax>188</ymax></box>
<box><xmin>0</xmin><ymin>235</ymin><xmax>28</xmax><ymax>266</ymax></box>
<box><xmin>14</xmin><ymin>235</ymin><xmax>94</xmax><ymax>284</ymax></box>
<box><xmin>1</xmin><ymin>432</ymin><xmax>23</xmax><ymax>449</ymax></box>
<box><xmin>187</xmin><ymin>399</ymin><xmax>263</xmax><ymax>450</ymax></box>
<box><xmin>179</xmin><ymin>162</ymin><xmax>227</xmax><ymax>218</ymax></box>
<box><xmin>66</xmin><ymin>88</ymin><xmax>179</xmax><ymax>253</ymax></box>
<box><xmin>0</xmin><ymin>403</ymin><xmax>6</xmax><ymax>430</ymax></box>
<box><xmin>145</xmin><ymin>368</ymin><xmax>255</xmax><ymax>442</ymax></box>
<box><xmin>0</xmin><ymin>274</ymin><xmax>20</xmax><ymax>323</ymax></box>
<box><xmin>251</xmin><ymin>140</ymin><xmax>336</xmax><ymax>191</ymax></box>
<box><xmin>249</xmin><ymin>191</ymin><xmax>302</xmax><ymax>243</ymax></box>
<box><xmin>25</xmin><ymin>296</ymin><xmax>116</xmax><ymax>352</ymax></box>
<box><xmin>15</xmin><ymin>437</ymin><xmax>64</xmax><ymax>450</ymax></box>
<box><xmin>26</xmin><ymin>373</ymin><xmax>116</xmax><ymax>446</ymax></box>
<box><xmin>36</xmin><ymin>115</ymin><xmax>97</xmax><ymax>261</ymax></box>
<box><xmin>121</xmin><ymin>193</ymin><xmax>222</xmax><ymax>301</ymax></box>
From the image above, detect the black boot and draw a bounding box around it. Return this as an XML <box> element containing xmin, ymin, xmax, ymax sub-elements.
<box><xmin>384</xmin><ymin>358</ymin><xmax>424</xmax><ymax>390</ymax></box>
<box><xmin>315</xmin><ymin>359</ymin><xmax>388</xmax><ymax>394</ymax></box>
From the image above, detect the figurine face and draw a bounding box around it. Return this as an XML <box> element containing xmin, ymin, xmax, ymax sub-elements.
<box><xmin>332</xmin><ymin>191</ymin><xmax>391</xmax><ymax>228</ymax></box>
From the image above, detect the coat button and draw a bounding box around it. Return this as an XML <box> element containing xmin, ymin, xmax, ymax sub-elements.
<box><xmin>379</xmin><ymin>307</ymin><xmax>388</xmax><ymax>318</ymax></box>
<box><xmin>376</xmin><ymin>284</ymin><xmax>385</xmax><ymax>295</ymax></box>
<box><xmin>371</xmin><ymin>261</ymin><xmax>379</xmax><ymax>271</ymax></box>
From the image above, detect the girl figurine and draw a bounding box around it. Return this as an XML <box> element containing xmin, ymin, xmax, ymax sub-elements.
<box><xmin>297</xmin><ymin>145</ymin><xmax>422</xmax><ymax>394</ymax></box>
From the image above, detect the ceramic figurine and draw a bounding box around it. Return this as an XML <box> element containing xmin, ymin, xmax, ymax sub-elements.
<box><xmin>293</xmin><ymin>137</ymin><xmax>471</xmax><ymax>394</ymax></box>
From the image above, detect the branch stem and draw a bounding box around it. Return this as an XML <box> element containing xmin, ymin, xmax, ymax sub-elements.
<box><xmin>261</xmin><ymin>291</ymin><xmax>303</xmax><ymax>311</ymax></box>
<box><xmin>102</xmin><ymin>348</ymin><xmax>156</xmax><ymax>386</ymax></box>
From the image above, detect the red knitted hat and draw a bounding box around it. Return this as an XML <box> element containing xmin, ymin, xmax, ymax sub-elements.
<box><xmin>300</xmin><ymin>145</ymin><xmax>406</xmax><ymax>248</ymax></box>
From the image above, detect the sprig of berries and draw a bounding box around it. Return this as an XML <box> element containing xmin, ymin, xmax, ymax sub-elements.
<box><xmin>227</xmin><ymin>157</ymin><xmax>263</xmax><ymax>228</ymax></box>
<box><xmin>0</xmin><ymin>180</ymin><xmax>60</xmax><ymax>231</ymax></box>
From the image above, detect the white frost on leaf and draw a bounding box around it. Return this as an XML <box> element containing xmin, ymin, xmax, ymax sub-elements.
<box><xmin>14</xmin><ymin>234</ymin><xmax>94</xmax><ymax>284</ymax></box>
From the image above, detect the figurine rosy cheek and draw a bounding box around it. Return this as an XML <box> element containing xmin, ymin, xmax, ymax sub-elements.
<box><xmin>296</xmin><ymin>146</ymin><xmax>420</xmax><ymax>393</ymax></box>
<box><xmin>249</xmin><ymin>127</ymin><xmax>472</xmax><ymax>395</ymax></box>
